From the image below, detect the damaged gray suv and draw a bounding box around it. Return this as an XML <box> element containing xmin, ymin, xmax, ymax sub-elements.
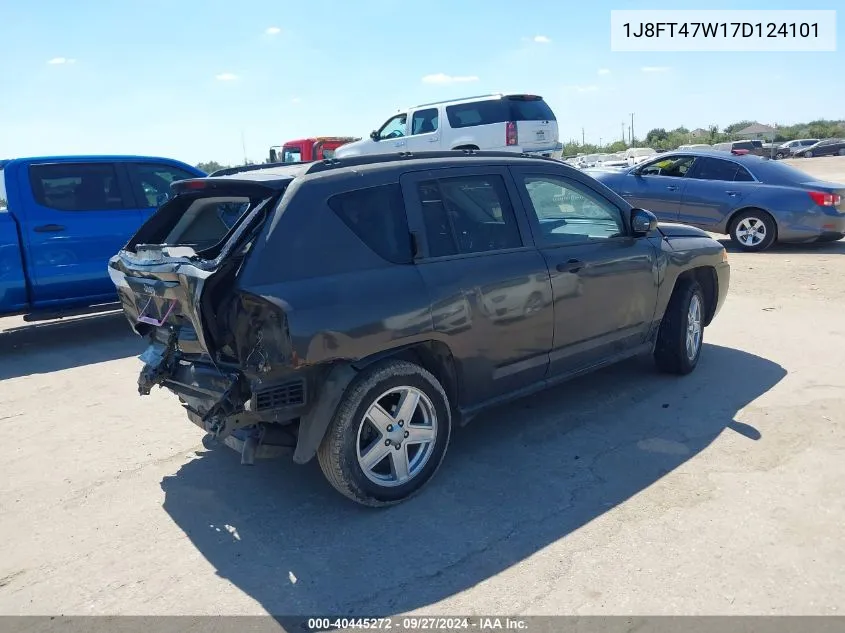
<box><xmin>108</xmin><ymin>150</ymin><xmax>730</xmax><ymax>506</ymax></box>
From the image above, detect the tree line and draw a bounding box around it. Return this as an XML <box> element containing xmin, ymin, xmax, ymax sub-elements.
<box><xmin>561</xmin><ymin>118</ymin><xmax>845</xmax><ymax>156</ymax></box>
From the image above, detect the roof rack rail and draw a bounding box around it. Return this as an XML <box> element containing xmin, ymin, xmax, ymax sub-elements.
<box><xmin>304</xmin><ymin>149</ymin><xmax>560</xmax><ymax>175</ymax></box>
<box><xmin>209</xmin><ymin>162</ymin><xmax>292</xmax><ymax>177</ymax></box>
<box><xmin>411</xmin><ymin>93</ymin><xmax>502</xmax><ymax>109</ymax></box>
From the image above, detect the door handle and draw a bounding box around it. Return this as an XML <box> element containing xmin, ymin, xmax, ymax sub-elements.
<box><xmin>429</xmin><ymin>137</ymin><xmax>439</xmax><ymax>142</ymax></box>
<box><xmin>666</xmin><ymin>185</ymin><xmax>679</xmax><ymax>191</ymax></box>
<box><xmin>726</xmin><ymin>190</ymin><xmax>739</xmax><ymax>197</ymax></box>
<box><xmin>556</xmin><ymin>258</ymin><xmax>584</xmax><ymax>273</ymax></box>
<box><xmin>34</xmin><ymin>224</ymin><xmax>66</xmax><ymax>233</ymax></box>
<box><xmin>395</xmin><ymin>141</ymin><xmax>406</xmax><ymax>147</ymax></box>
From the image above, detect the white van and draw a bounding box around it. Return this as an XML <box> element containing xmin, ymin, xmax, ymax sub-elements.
<box><xmin>335</xmin><ymin>94</ymin><xmax>559</xmax><ymax>159</ymax></box>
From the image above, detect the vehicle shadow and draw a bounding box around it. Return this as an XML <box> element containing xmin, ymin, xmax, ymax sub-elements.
<box><xmin>160</xmin><ymin>344</ymin><xmax>785</xmax><ymax>620</ymax></box>
<box><xmin>719</xmin><ymin>237</ymin><xmax>845</xmax><ymax>255</ymax></box>
<box><xmin>0</xmin><ymin>312</ymin><xmax>142</xmax><ymax>380</ymax></box>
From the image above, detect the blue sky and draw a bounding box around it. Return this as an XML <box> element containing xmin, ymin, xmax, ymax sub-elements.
<box><xmin>1</xmin><ymin>0</ymin><xmax>842</xmax><ymax>165</ymax></box>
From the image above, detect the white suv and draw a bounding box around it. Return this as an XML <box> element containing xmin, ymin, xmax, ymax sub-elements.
<box><xmin>335</xmin><ymin>94</ymin><xmax>559</xmax><ymax>159</ymax></box>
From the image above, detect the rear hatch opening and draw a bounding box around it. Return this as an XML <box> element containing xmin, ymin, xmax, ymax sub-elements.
<box><xmin>108</xmin><ymin>177</ymin><xmax>290</xmax><ymax>358</ymax></box>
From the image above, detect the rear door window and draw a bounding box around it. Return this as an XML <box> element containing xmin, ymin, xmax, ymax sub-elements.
<box><xmin>329</xmin><ymin>184</ymin><xmax>412</xmax><ymax>263</ymax></box>
<box><xmin>29</xmin><ymin>163</ymin><xmax>128</xmax><ymax>211</ymax></box>
<box><xmin>0</xmin><ymin>168</ymin><xmax>7</xmax><ymax>208</ymax></box>
<box><xmin>414</xmin><ymin>174</ymin><xmax>523</xmax><ymax>257</ymax></box>
<box><xmin>127</xmin><ymin>162</ymin><xmax>198</xmax><ymax>207</ymax></box>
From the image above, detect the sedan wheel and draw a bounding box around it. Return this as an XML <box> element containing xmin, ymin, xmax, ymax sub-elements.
<box><xmin>805</xmin><ymin>151</ymin><xmax>813</xmax><ymax>158</ymax></box>
<box><xmin>730</xmin><ymin>211</ymin><xmax>776</xmax><ymax>252</ymax></box>
<box><xmin>839</xmin><ymin>149</ymin><xmax>845</xmax><ymax>156</ymax></box>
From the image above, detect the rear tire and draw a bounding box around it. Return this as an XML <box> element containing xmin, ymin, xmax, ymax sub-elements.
<box><xmin>775</xmin><ymin>152</ymin><xmax>785</xmax><ymax>159</ymax></box>
<box><xmin>654</xmin><ymin>279</ymin><xmax>705</xmax><ymax>376</ymax></box>
<box><xmin>729</xmin><ymin>210</ymin><xmax>777</xmax><ymax>252</ymax></box>
<box><xmin>805</xmin><ymin>151</ymin><xmax>814</xmax><ymax>158</ymax></box>
<box><xmin>317</xmin><ymin>360</ymin><xmax>452</xmax><ymax>507</ymax></box>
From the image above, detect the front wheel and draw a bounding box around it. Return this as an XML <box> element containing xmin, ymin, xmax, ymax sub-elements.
<box><xmin>317</xmin><ymin>360</ymin><xmax>452</xmax><ymax>506</ymax></box>
<box><xmin>775</xmin><ymin>152</ymin><xmax>786</xmax><ymax>159</ymax></box>
<box><xmin>804</xmin><ymin>151</ymin><xmax>814</xmax><ymax>158</ymax></box>
<box><xmin>654</xmin><ymin>279</ymin><xmax>705</xmax><ymax>375</ymax></box>
<box><xmin>729</xmin><ymin>210</ymin><xmax>777</xmax><ymax>252</ymax></box>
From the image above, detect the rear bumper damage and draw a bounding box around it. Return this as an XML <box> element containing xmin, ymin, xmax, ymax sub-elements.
<box><xmin>136</xmin><ymin>333</ymin><xmax>357</xmax><ymax>466</ymax></box>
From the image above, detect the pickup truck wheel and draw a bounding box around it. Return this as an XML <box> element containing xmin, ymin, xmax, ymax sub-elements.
<box><xmin>653</xmin><ymin>279</ymin><xmax>705</xmax><ymax>375</ymax></box>
<box><xmin>729</xmin><ymin>210</ymin><xmax>776</xmax><ymax>252</ymax></box>
<box><xmin>317</xmin><ymin>360</ymin><xmax>451</xmax><ymax>507</ymax></box>
<box><xmin>775</xmin><ymin>152</ymin><xmax>786</xmax><ymax>159</ymax></box>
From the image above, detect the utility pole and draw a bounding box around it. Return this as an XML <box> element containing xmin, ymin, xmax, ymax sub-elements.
<box><xmin>582</xmin><ymin>128</ymin><xmax>585</xmax><ymax>145</ymax></box>
<box><xmin>630</xmin><ymin>113</ymin><xmax>635</xmax><ymax>146</ymax></box>
<box><xmin>599</xmin><ymin>137</ymin><xmax>603</xmax><ymax>148</ymax></box>
<box><xmin>621</xmin><ymin>122</ymin><xmax>626</xmax><ymax>144</ymax></box>
<box><xmin>241</xmin><ymin>130</ymin><xmax>248</xmax><ymax>165</ymax></box>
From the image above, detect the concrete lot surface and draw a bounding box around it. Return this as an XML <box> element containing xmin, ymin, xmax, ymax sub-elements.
<box><xmin>1</xmin><ymin>158</ymin><xmax>844</xmax><ymax>617</ymax></box>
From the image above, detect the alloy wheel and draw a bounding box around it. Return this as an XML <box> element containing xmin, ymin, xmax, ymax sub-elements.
<box><xmin>686</xmin><ymin>294</ymin><xmax>702</xmax><ymax>361</ymax></box>
<box><xmin>735</xmin><ymin>217</ymin><xmax>767</xmax><ymax>248</ymax></box>
<box><xmin>355</xmin><ymin>386</ymin><xmax>438</xmax><ymax>487</ymax></box>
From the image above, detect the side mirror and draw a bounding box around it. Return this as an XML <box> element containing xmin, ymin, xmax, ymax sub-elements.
<box><xmin>370</xmin><ymin>130</ymin><xmax>380</xmax><ymax>141</ymax></box>
<box><xmin>269</xmin><ymin>148</ymin><xmax>278</xmax><ymax>163</ymax></box>
<box><xmin>631</xmin><ymin>208</ymin><xmax>658</xmax><ymax>236</ymax></box>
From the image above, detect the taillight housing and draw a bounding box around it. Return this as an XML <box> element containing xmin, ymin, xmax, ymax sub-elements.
<box><xmin>808</xmin><ymin>191</ymin><xmax>842</xmax><ymax>207</ymax></box>
<box><xmin>506</xmin><ymin>121</ymin><xmax>518</xmax><ymax>146</ymax></box>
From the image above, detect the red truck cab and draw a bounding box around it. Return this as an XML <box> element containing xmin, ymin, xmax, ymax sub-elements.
<box><xmin>270</xmin><ymin>137</ymin><xmax>359</xmax><ymax>164</ymax></box>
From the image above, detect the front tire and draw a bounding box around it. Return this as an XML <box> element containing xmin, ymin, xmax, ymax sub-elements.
<box><xmin>729</xmin><ymin>210</ymin><xmax>777</xmax><ymax>252</ymax></box>
<box><xmin>804</xmin><ymin>151</ymin><xmax>814</xmax><ymax>158</ymax></box>
<box><xmin>317</xmin><ymin>360</ymin><xmax>452</xmax><ymax>507</ymax></box>
<box><xmin>654</xmin><ymin>279</ymin><xmax>705</xmax><ymax>375</ymax></box>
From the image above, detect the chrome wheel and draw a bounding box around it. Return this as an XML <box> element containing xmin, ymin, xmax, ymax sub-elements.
<box><xmin>355</xmin><ymin>386</ymin><xmax>437</xmax><ymax>487</ymax></box>
<box><xmin>735</xmin><ymin>217</ymin><xmax>767</xmax><ymax>247</ymax></box>
<box><xmin>686</xmin><ymin>294</ymin><xmax>702</xmax><ymax>361</ymax></box>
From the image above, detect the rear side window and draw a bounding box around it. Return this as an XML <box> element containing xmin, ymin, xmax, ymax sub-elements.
<box><xmin>329</xmin><ymin>184</ymin><xmax>412</xmax><ymax>264</ymax></box>
<box><xmin>0</xmin><ymin>169</ymin><xmax>7</xmax><ymax>208</ymax></box>
<box><xmin>690</xmin><ymin>157</ymin><xmax>753</xmax><ymax>182</ymax></box>
<box><xmin>127</xmin><ymin>162</ymin><xmax>197</xmax><ymax>207</ymax></box>
<box><xmin>29</xmin><ymin>163</ymin><xmax>126</xmax><ymax>211</ymax></box>
<box><xmin>445</xmin><ymin>97</ymin><xmax>555</xmax><ymax>129</ymax></box>
<box><xmin>732</xmin><ymin>141</ymin><xmax>754</xmax><ymax>150</ymax></box>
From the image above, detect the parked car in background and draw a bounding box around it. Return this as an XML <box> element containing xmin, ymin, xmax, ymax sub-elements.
<box><xmin>775</xmin><ymin>138</ymin><xmax>820</xmax><ymax>159</ymax></box>
<box><xmin>269</xmin><ymin>137</ymin><xmax>360</xmax><ymax>164</ymax></box>
<box><xmin>712</xmin><ymin>140</ymin><xmax>767</xmax><ymax>157</ymax></box>
<box><xmin>792</xmin><ymin>138</ymin><xmax>845</xmax><ymax>159</ymax></box>
<box><xmin>107</xmin><ymin>150</ymin><xmax>729</xmax><ymax>506</ymax></box>
<box><xmin>678</xmin><ymin>144</ymin><xmax>711</xmax><ymax>150</ymax></box>
<box><xmin>0</xmin><ymin>155</ymin><xmax>205</xmax><ymax>320</ymax></box>
<box><xmin>334</xmin><ymin>94</ymin><xmax>559</xmax><ymax>159</ymax></box>
<box><xmin>586</xmin><ymin>149</ymin><xmax>845</xmax><ymax>252</ymax></box>
<box><xmin>625</xmin><ymin>147</ymin><xmax>656</xmax><ymax>166</ymax></box>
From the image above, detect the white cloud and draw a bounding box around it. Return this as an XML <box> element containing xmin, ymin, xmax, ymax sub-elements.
<box><xmin>533</xmin><ymin>35</ymin><xmax>551</xmax><ymax>43</ymax></box>
<box><xmin>598</xmin><ymin>68</ymin><xmax>611</xmax><ymax>75</ymax></box>
<box><xmin>641</xmin><ymin>66</ymin><xmax>670</xmax><ymax>73</ymax></box>
<box><xmin>265</xmin><ymin>26</ymin><xmax>281</xmax><ymax>35</ymax></box>
<box><xmin>47</xmin><ymin>57</ymin><xmax>76</xmax><ymax>65</ymax></box>
<box><xmin>215</xmin><ymin>72</ymin><xmax>239</xmax><ymax>81</ymax></box>
<box><xmin>421</xmin><ymin>73</ymin><xmax>479</xmax><ymax>85</ymax></box>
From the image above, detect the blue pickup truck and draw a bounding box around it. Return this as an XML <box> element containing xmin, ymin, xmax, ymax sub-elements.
<box><xmin>0</xmin><ymin>155</ymin><xmax>205</xmax><ymax>320</ymax></box>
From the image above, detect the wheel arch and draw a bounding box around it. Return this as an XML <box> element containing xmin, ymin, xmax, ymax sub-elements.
<box><xmin>724</xmin><ymin>206</ymin><xmax>779</xmax><ymax>241</ymax></box>
<box><xmin>293</xmin><ymin>340</ymin><xmax>460</xmax><ymax>465</ymax></box>
<box><xmin>674</xmin><ymin>266</ymin><xmax>719</xmax><ymax>327</ymax></box>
